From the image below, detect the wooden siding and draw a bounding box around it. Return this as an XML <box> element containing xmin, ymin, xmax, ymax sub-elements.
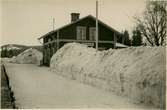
<box><xmin>44</xmin><ymin>17</ymin><xmax>117</xmax><ymax>43</ymax></box>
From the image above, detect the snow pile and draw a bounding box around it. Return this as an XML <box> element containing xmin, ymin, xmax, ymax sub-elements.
<box><xmin>50</xmin><ymin>43</ymin><xmax>166</xmax><ymax>108</ymax></box>
<box><xmin>16</xmin><ymin>48</ymin><xmax>43</xmax><ymax>65</ymax></box>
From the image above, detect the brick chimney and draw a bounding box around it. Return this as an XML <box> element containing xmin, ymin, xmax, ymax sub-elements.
<box><xmin>71</xmin><ymin>13</ymin><xmax>80</xmax><ymax>22</ymax></box>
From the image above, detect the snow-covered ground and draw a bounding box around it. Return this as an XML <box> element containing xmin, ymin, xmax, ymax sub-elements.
<box><xmin>4</xmin><ymin>63</ymin><xmax>157</xmax><ymax>109</ymax></box>
<box><xmin>0</xmin><ymin>57</ymin><xmax>15</xmax><ymax>63</ymax></box>
<box><xmin>50</xmin><ymin>43</ymin><xmax>166</xmax><ymax>108</ymax></box>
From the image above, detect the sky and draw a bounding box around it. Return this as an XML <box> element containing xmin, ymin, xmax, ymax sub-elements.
<box><xmin>0</xmin><ymin>0</ymin><xmax>146</xmax><ymax>46</ymax></box>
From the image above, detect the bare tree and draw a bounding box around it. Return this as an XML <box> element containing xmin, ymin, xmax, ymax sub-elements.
<box><xmin>136</xmin><ymin>1</ymin><xmax>167</xmax><ymax>46</ymax></box>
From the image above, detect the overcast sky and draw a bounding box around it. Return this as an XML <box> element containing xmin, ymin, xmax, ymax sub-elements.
<box><xmin>1</xmin><ymin>0</ymin><xmax>146</xmax><ymax>46</ymax></box>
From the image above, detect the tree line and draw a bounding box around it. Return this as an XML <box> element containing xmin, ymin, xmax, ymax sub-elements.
<box><xmin>1</xmin><ymin>48</ymin><xmax>25</xmax><ymax>58</ymax></box>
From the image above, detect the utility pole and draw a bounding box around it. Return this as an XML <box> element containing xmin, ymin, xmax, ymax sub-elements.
<box><xmin>96</xmin><ymin>0</ymin><xmax>98</xmax><ymax>50</ymax></box>
<box><xmin>114</xmin><ymin>32</ymin><xmax>116</xmax><ymax>49</ymax></box>
<box><xmin>57</xmin><ymin>30</ymin><xmax>59</xmax><ymax>51</ymax></box>
<box><xmin>53</xmin><ymin>18</ymin><xmax>55</xmax><ymax>30</ymax></box>
<box><xmin>53</xmin><ymin>18</ymin><xmax>59</xmax><ymax>51</ymax></box>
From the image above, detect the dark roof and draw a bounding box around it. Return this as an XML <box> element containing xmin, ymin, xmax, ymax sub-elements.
<box><xmin>38</xmin><ymin>15</ymin><xmax>121</xmax><ymax>40</ymax></box>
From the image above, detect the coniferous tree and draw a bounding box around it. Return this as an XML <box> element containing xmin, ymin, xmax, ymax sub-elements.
<box><xmin>123</xmin><ymin>30</ymin><xmax>131</xmax><ymax>46</ymax></box>
<box><xmin>132</xmin><ymin>28</ymin><xmax>143</xmax><ymax>46</ymax></box>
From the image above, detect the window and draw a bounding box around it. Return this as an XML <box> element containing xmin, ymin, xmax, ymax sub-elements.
<box><xmin>77</xmin><ymin>26</ymin><xmax>86</xmax><ymax>40</ymax></box>
<box><xmin>89</xmin><ymin>27</ymin><xmax>96</xmax><ymax>40</ymax></box>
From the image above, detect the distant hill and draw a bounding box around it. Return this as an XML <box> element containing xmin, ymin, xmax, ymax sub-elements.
<box><xmin>1</xmin><ymin>44</ymin><xmax>43</xmax><ymax>58</ymax></box>
<box><xmin>1</xmin><ymin>44</ymin><xmax>42</xmax><ymax>51</ymax></box>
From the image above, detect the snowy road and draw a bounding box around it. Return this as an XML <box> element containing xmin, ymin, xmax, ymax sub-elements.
<box><xmin>5</xmin><ymin>63</ymin><xmax>155</xmax><ymax>109</ymax></box>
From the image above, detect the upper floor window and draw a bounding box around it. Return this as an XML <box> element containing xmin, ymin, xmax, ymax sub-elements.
<box><xmin>89</xmin><ymin>27</ymin><xmax>96</xmax><ymax>40</ymax></box>
<box><xmin>77</xmin><ymin>26</ymin><xmax>86</xmax><ymax>40</ymax></box>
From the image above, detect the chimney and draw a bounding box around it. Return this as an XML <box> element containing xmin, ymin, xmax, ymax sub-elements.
<box><xmin>71</xmin><ymin>13</ymin><xmax>80</xmax><ymax>22</ymax></box>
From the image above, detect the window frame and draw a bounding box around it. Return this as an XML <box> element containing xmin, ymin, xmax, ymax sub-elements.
<box><xmin>76</xmin><ymin>26</ymin><xmax>86</xmax><ymax>40</ymax></box>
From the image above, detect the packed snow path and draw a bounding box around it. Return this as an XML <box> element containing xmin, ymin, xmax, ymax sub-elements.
<box><xmin>5</xmin><ymin>63</ymin><xmax>156</xmax><ymax>109</ymax></box>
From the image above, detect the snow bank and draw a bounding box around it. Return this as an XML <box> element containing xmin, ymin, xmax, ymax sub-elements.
<box><xmin>50</xmin><ymin>43</ymin><xmax>166</xmax><ymax>108</ymax></box>
<box><xmin>16</xmin><ymin>48</ymin><xmax>43</xmax><ymax>65</ymax></box>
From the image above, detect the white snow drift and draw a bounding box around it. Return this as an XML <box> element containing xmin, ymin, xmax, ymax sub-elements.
<box><xmin>50</xmin><ymin>43</ymin><xmax>166</xmax><ymax>108</ymax></box>
<box><xmin>16</xmin><ymin>48</ymin><xmax>43</xmax><ymax>65</ymax></box>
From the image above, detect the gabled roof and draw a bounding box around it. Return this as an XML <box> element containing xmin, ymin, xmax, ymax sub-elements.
<box><xmin>38</xmin><ymin>15</ymin><xmax>121</xmax><ymax>40</ymax></box>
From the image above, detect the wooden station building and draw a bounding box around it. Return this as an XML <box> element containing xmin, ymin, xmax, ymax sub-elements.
<box><xmin>38</xmin><ymin>13</ymin><xmax>127</xmax><ymax>66</ymax></box>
